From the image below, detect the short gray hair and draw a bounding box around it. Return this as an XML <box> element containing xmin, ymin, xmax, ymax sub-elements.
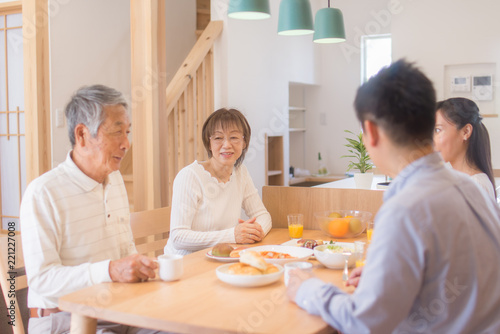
<box><xmin>65</xmin><ymin>85</ymin><xmax>128</xmax><ymax>146</ymax></box>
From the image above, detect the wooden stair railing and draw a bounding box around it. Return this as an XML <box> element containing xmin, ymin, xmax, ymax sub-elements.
<box><xmin>122</xmin><ymin>20</ymin><xmax>223</xmax><ymax>209</ymax></box>
<box><xmin>162</xmin><ymin>20</ymin><xmax>223</xmax><ymax>205</ymax></box>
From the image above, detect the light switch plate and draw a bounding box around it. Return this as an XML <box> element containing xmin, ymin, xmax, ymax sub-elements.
<box><xmin>56</xmin><ymin>108</ymin><xmax>65</xmax><ymax>128</ymax></box>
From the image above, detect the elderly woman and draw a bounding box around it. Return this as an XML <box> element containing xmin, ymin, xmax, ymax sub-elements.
<box><xmin>165</xmin><ymin>108</ymin><xmax>272</xmax><ymax>255</ymax></box>
<box><xmin>434</xmin><ymin>97</ymin><xmax>496</xmax><ymax>200</ymax></box>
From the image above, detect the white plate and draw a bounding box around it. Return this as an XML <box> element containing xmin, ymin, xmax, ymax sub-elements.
<box><xmin>281</xmin><ymin>239</ymin><xmax>299</xmax><ymax>247</ymax></box>
<box><xmin>206</xmin><ymin>250</ymin><xmax>239</xmax><ymax>262</ymax></box>
<box><xmin>216</xmin><ymin>263</ymin><xmax>284</xmax><ymax>287</ymax></box>
<box><xmin>240</xmin><ymin>245</ymin><xmax>313</xmax><ymax>265</ymax></box>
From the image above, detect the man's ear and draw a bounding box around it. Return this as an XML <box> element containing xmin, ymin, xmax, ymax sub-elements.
<box><xmin>363</xmin><ymin>120</ymin><xmax>379</xmax><ymax>147</ymax></box>
<box><xmin>74</xmin><ymin>124</ymin><xmax>88</xmax><ymax>147</ymax></box>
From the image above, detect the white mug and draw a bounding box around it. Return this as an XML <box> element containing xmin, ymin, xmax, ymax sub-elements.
<box><xmin>284</xmin><ymin>261</ymin><xmax>313</xmax><ymax>286</ymax></box>
<box><xmin>157</xmin><ymin>254</ymin><xmax>184</xmax><ymax>281</ymax></box>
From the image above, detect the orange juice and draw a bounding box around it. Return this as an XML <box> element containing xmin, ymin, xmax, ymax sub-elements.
<box><xmin>355</xmin><ymin>259</ymin><xmax>365</xmax><ymax>268</ymax></box>
<box><xmin>288</xmin><ymin>224</ymin><xmax>303</xmax><ymax>239</ymax></box>
<box><xmin>367</xmin><ymin>228</ymin><xmax>373</xmax><ymax>241</ymax></box>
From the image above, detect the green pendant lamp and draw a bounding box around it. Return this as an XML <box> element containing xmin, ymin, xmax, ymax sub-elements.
<box><xmin>313</xmin><ymin>1</ymin><xmax>346</xmax><ymax>43</ymax></box>
<box><xmin>278</xmin><ymin>0</ymin><xmax>314</xmax><ymax>36</ymax></box>
<box><xmin>228</xmin><ymin>0</ymin><xmax>271</xmax><ymax>20</ymax></box>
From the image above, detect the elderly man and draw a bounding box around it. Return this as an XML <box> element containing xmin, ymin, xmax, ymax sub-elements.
<box><xmin>21</xmin><ymin>85</ymin><xmax>164</xmax><ymax>333</ymax></box>
<box><xmin>287</xmin><ymin>60</ymin><xmax>500</xmax><ymax>333</ymax></box>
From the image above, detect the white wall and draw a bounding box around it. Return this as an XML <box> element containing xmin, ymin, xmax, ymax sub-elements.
<box><xmin>212</xmin><ymin>0</ymin><xmax>318</xmax><ymax>192</ymax></box>
<box><xmin>392</xmin><ymin>0</ymin><xmax>500</xmax><ymax>169</ymax></box>
<box><xmin>50</xmin><ymin>0</ymin><xmax>131</xmax><ymax>166</ymax></box>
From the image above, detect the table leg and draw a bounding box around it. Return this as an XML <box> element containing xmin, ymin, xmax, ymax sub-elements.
<box><xmin>70</xmin><ymin>313</ymin><xmax>97</xmax><ymax>334</ymax></box>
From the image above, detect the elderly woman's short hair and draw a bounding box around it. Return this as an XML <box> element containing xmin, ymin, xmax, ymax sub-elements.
<box><xmin>65</xmin><ymin>85</ymin><xmax>128</xmax><ymax>146</ymax></box>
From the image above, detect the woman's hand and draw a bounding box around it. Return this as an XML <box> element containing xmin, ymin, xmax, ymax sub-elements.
<box><xmin>235</xmin><ymin>217</ymin><xmax>264</xmax><ymax>243</ymax></box>
<box><xmin>345</xmin><ymin>266</ymin><xmax>364</xmax><ymax>287</ymax></box>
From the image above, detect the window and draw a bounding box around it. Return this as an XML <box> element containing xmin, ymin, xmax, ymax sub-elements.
<box><xmin>0</xmin><ymin>10</ymin><xmax>25</xmax><ymax>231</ymax></box>
<box><xmin>361</xmin><ymin>34</ymin><xmax>392</xmax><ymax>83</ymax></box>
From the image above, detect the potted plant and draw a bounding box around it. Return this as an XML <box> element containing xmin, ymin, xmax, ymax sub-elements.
<box><xmin>341</xmin><ymin>130</ymin><xmax>374</xmax><ymax>189</ymax></box>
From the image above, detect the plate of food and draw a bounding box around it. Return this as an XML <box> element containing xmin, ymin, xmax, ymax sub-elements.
<box><xmin>239</xmin><ymin>245</ymin><xmax>313</xmax><ymax>265</ymax></box>
<box><xmin>216</xmin><ymin>251</ymin><xmax>284</xmax><ymax>287</ymax></box>
<box><xmin>281</xmin><ymin>238</ymin><xmax>337</xmax><ymax>249</ymax></box>
<box><xmin>205</xmin><ymin>243</ymin><xmax>249</xmax><ymax>262</ymax></box>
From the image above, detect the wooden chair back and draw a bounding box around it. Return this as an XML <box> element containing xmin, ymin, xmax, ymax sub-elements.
<box><xmin>262</xmin><ymin>186</ymin><xmax>384</xmax><ymax>229</ymax></box>
<box><xmin>0</xmin><ymin>230</ymin><xmax>27</xmax><ymax>334</ymax></box>
<box><xmin>130</xmin><ymin>206</ymin><xmax>171</xmax><ymax>257</ymax></box>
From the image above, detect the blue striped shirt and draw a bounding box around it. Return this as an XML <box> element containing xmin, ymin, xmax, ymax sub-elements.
<box><xmin>296</xmin><ymin>152</ymin><xmax>500</xmax><ymax>333</ymax></box>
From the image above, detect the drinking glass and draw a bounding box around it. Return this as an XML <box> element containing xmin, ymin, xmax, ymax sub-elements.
<box><xmin>287</xmin><ymin>213</ymin><xmax>304</xmax><ymax>239</ymax></box>
<box><xmin>367</xmin><ymin>221</ymin><xmax>375</xmax><ymax>242</ymax></box>
<box><xmin>354</xmin><ymin>241</ymin><xmax>366</xmax><ymax>268</ymax></box>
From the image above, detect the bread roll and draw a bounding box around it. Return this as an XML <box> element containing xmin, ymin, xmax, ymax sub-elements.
<box><xmin>227</xmin><ymin>263</ymin><xmax>262</xmax><ymax>275</ymax></box>
<box><xmin>264</xmin><ymin>263</ymin><xmax>279</xmax><ymax>274</ymax></box>
<box><xmin>240</xmin><ymin>251</ymin><xmax>267</xmax><ymax>271</ymax></box>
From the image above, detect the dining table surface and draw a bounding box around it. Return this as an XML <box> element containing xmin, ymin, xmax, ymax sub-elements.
<box><xmin>59</xmin><ymin>228</ymin><xmax>366</xmax><ymax>334</ymax></box>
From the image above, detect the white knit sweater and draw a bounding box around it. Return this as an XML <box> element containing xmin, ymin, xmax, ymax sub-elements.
<box><xmin>164</xmin><ymin>161</ymin><xmax>272</xmax><ymax>255</ymax></box>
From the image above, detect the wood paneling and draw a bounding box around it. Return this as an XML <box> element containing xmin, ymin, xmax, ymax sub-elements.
<box><xmin>130</xmin><ymin>0</ymin><xmax>162</xmax><ymax>211</ymax></box>
<box><xmin>23</xmin><ymin>0</ymin><xmax>51</xmax><ymax>183</ymax></box>
<box><xmin>262</xmin><ymin>186</ymin><xmax>384</xmax><ymax>229</ymax></box>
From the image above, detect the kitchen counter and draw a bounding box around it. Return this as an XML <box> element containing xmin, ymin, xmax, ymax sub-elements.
<box><xmin>314</xmin><ymin>174</ymin><xmax>388</xmax><ymax>190</ymax></box>
<box><xmin>289</xmin><ymin>174</ymin><xmax>345</xmax><ymax>186</ymax></box>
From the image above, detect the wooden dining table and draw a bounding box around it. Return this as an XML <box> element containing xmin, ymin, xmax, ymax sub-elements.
<box><xmin>59</xmin><ymin>229</ymin><xmax>365</xmax><ymax>334</ymax></box>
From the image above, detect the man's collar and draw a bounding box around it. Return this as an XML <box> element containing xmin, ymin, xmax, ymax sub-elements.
<box><xmin>384</xmin><ymin>152</ymin><xmax>444</xmax><ymax>201</ymax></box>
<box><xmin>62</xmin><ymin>151</ymin><xmax>111</xmax><ymax>191</ymax></box>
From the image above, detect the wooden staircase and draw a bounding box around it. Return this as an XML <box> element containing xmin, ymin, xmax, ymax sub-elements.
<box><xmin>122</xmin><ymin>16</ymin><xmax>222</xmax><ymax>211</ymax></box>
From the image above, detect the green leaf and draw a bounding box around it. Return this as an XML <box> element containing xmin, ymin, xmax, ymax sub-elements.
<box><xmin>340</xmin><ymin>129</ymin><xmax>374</xmax><ymax>173</ymax></box>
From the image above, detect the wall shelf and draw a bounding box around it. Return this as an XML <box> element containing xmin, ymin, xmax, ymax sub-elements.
<box><xmin>288</xmin><ymin>85</ymin><xmax>307</xmax><ymax>176</ymax></box>
<box><xmin>265</xmin><ymin>134</ymin><xmax>284</xmax><ymax>186</ymax></box>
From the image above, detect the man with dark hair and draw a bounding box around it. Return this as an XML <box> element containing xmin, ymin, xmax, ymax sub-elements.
<box><xmin>21</xmin><ymin>85</ymin><xmax>165</xmax><ymax>333</ymax></box>
<box><xmin>287</xmin><ymin>60</ymin><xmax>500</xmax><ymax>333</ymax></box>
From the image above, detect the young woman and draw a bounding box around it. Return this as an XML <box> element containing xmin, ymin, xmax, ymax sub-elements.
<box><xmin>434</xmin><ymin>97</ymin><xmax>496</xmax><ymax>199</ymax></box>
<box><xmin>164</xmin><ymin>108</ymin><xmax>272</xmax><ymax>255</ymax></box>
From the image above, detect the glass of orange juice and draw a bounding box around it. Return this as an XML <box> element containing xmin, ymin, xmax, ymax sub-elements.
<box><xmin>287</xmin><ymin>213</ymin><xmax>304</xmax><ymax>239</ymax></box>
<box><xmin>354</xmin><ymin>241</ymin><xmax>366</xmax><ymax>268</ymax></box>
<box><xmin>367</xmin><ymin>221</ymin><xmax>375</xmax><ymax>242</ymax></box>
